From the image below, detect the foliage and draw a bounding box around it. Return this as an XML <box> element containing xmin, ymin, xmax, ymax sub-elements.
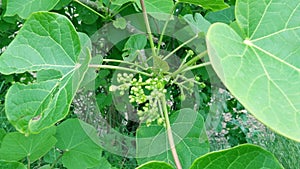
<box><xmin>0</xmin><ymin>0</ymin><xmax>298</xmax><ymax>169</ymax></box>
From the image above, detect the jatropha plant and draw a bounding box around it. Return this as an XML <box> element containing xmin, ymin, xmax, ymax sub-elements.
<box><xmin>0</xmin><ymin>0</ymin><xmax>298</xmax><ymax>168</ymax></box>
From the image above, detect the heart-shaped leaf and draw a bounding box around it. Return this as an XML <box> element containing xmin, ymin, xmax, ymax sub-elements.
<box><xmin>0</xmin><ymin>127</ymin><xmax>56</xmax><ymax>162</ymax></box>
<box><xmin>207</xmin><ymin>0</ymin><xmax>300</xmax><ymax>141</ymax></box>
<box><xmin>55</xmin><ymin>118</ymin><xmax>103</xmax><ymax>169</ymax></box>
<box><xmin>0</xmin><ymin>12</ymin><xmax>91</xmax><ymax>134</ymax></box>
<box><xmin>190</xmin><ymin>144</ymin><xmax>284</xmax><ymax>169</ymax></box>
<box><xmin>4</xmin><ymin>0</ymin><xmax>60</xmax><ymax>19</ymax></box>
<box><xmin>137</xmin><ymin>161</ymin><xmax>174</xmax><ymax>169</ymax></box>
<box><xmin>137</xmin><ymin>108</ymin><xmax>209</xmax><ymax>169</ymax></box>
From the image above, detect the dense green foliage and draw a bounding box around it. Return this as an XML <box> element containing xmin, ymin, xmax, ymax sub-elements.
<box><xmin>0</xmin><ymin>0</ymin><xmax>299</xmax><ymax>169</ymax></box>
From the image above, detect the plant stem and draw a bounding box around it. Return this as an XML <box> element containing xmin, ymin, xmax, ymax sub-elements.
<box><xmin>171</xmin><ymin>50</ymin><xmax>207</xmax><ymax>77</ymax></box>
<box><xmin>27</xmin><ymin>156</ymin><xmax>30</xmax><ymax>169</ymax></box>
<box><xmin>74</xmin><ymin>0</ymin><xmax>105</xmax><ymax>19</ymax></box>
<box><xmin>103</xmin><ymin>59</ymin><xmax>148</xmax><ymax>70</ymax></box>
<box><xmin>181</xmin><ymin>62</ymin><xmax>211</xmax><ymax>73</ymax></box>
<box><xmin>50</xmin><ymin>152</ymin><xmax>64</xmax><ymax>169</ymax></box>
<box><xmin>88</xmin><ymin>64</ymin><xmax>152</xmax><ymax>76</ymax></box>
<box><xmin>163</xmin><ymin>34</ymin><xmax>199</xmax><ymax>61</ymax></box>
<box><xmin>140</xmin><ymin>0</ymin><xmax>157</xmax><ymax>57</ymax></box>
<box><xmin>157</xmin><ymin>2</ymin><xmax>179</xmax><ymax>54</ymax></box>
<box><xmin>160</xmin><ymin>96</ymin><xmax>182</xmax><ymax>169</ymax></box>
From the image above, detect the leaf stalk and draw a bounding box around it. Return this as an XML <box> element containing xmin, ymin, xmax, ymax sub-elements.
<box><xmin>140</xmin><ymin>0</ymin><xmax>157</xmax><ymax>57</ymax></box>
<box><xmin>160</xmin><ymin>96</ymin><xmax>182</xmax><ymax>169</ymax></box>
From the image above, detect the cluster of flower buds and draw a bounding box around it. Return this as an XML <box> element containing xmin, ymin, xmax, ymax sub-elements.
<box><xmin>110</xmin><ymin>73</ymin><xmax>168</xmax><ymax>126</ymax></box>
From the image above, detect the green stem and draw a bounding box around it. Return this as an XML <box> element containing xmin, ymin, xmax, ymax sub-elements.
<box><xmin>171</xmin><ymin>50</ymin><xmax>207</xmax><ymax>77</ymax></box>
<box><xmin>156</xmin><ymin>2</ymin><xmax>179</xmax><ymax>54</ymax></box>
<box><xmin>160</xmin><ymin>96</ymin><xmax>182</xmax><ymax>169</ymax></box>
<box><xmin>88</xmin><ymin>64</ymin><xmax>152</xmax><ymax>76</ymax></box>
<box><xmin>103</xmin><ymin>59</ymin><xmax>148</xmax><ymax>70</ymax></box>
<box><xmin>181</xmin><ymin>62</ymin><xmax>211</xmax><ymax>73</ymax></box>
<box><xmin>175</xmin><ymin>74</ymin><xmax>204</xmax><ymax>86</ymax></box>
<box><xmin>74</xmin><ymin>0</ymin><xmax>105</xmax><ymax>19</ymax></box>
<box><xmin>140</xmin><ymin>0</ymin><xmax>157</xmax><ymax>57</ymax></box>
<box><xmin>27</xmin><ymin>156</ymin><xmax>30</xmax><ymax>169</ymax></box>
<box><xmin>163</xmin><ymin>34</ymin><xmax>199</xmax><ymax>61</ymax></box>
<box><xmin>50</xmin><ymin>151</ymin><xmax>64</xmax><ymax>169</ymax></box>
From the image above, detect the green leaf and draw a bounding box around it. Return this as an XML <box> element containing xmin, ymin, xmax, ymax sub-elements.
<box><xmin>205</xmin><ymin>6</ymin><xmax>235</xmax><ymax>24</ymax></box>
<box><xmin>0</xmin><ymin>12</ymin><xmax>91</xmax><ymax>134</ymax></box>
<box><xmin>206</xmin><ymin>0</ymin><xmax>300</xmax><ymax>141</ymax></box>
<box><xmin>0</xmin><ymin>127</ymin><xmax>56</xmax><ymax>162</ymax></box>
<box><xmin>36</xmin><ymin>69</ymin><xmax>62</xmax><ymax>82</ymax></box>
<box><xmin>96</xmin><ymin>93</ymin><xmax>112</xmax><ymax>109</ymax></box>
<box><xmin>4</xmin><ymin>0</ymin><xmax>60</xmax><ymax>19</ymax></box>
<box><xmin>183</xmin><ymin>13</ymin><xmax>211</xmax><ymax>34</ymax></box>
<box><xmin>55</xmin><ymin>118</ymin><xmax>103</xmax><ymax>169</ymax></box>
<box><xmin>122</xmin><ymin>34</ymin><xmax>147</xmax><ymax>62</ymax></box>
<box><xmin>137</xmin><ymin>108</ymin><xmax>209</xmax><ymax>169</ymax></box>
<box><xmin>137</xmin><ymin>161</ymin><xmax>174</xmax><ymax>169</ymax></box>
<box><xmin>53</xmin><ymin>0</ymin><xmax>73</xmax><ymax>10</ymax></box>
<box><xmin>178</xmin><ymin>0</ymin><xmax>229</xmax><ymax>11</ymax></box>
<box><xmin>137</xmin><ymin>0</ymin><xmax>174</xmax><ymax>20</ymax></box>
<box><xmin>190</xmin><ymin>144</ymin><xmax>284</xmax><ymax>169</ymax></box>
<box><xmin>0</xmin><ymin>161</ymin><xmax>26</xmax><ymax>169</ymax></box>
<box><xmin>90</xmin><ymin>157</ymin><xmax>116</xmax><ymax>169</ymax></box>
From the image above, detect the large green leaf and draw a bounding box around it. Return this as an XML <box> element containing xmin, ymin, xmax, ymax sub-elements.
<box><xmin>55</xmin><ymin>118</ymin><xmax>103</xmax><ymax>169</ymax></box>
<box><xmin>137</xmin><ymin>108</ymin><xmax>209</xmax><ymax>169</ymax></box>
<box><xmin>4</xmin><ymin>0</ymin><xmax>60</xmax><ymax>19</ymax></box>
<box><xmin>137</xmin><ymin>161</ymin><xmax>174</xmax><ymax>169</ymax></box>
<box><xmin>206</xmin><ymin>0</ymin><xmax>300</xmax><ymax>141</ymax></box>
<box><xmin>0</xmin><ymin>161</ymin><xmax>26</xmax><ymax>169</ymax></box>
<box><xmin>190</xmin><ymin>144</ymin><xmax>284</xmax><ymax>169</ymax></box>
<box><xmin>178</xmin><ymin>0</ymin><xmax>229</xmax><ymax>11</ymax></box>
<box><xmin>0</xmin><ymin>12</ymin><xmax>91</xmax><ymax>134</ymax></box>
<box><xmin>0</xmin><ymin>127</ymin><xmax>56</xmax><ymax>162</ymax></box>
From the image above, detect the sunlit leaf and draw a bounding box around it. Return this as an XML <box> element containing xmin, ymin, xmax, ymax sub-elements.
<box><xmin>190</xmin><ymin>144</ymin><xmax>284</xmax><ymax>169</ymax></box>
<box><xmin>0</xmin><ymin>12</ymin><xmax>91</xmax><ymax>134</ymax></box>
<box><xmin>207</xmin><ymin>0</ymin><xmax>300</xmax><ymax>141</ymax></box>
<box><xmin>4</xmin><ymin>0</ymin><xmax>59</xmax><ymax>19</ymax></box>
